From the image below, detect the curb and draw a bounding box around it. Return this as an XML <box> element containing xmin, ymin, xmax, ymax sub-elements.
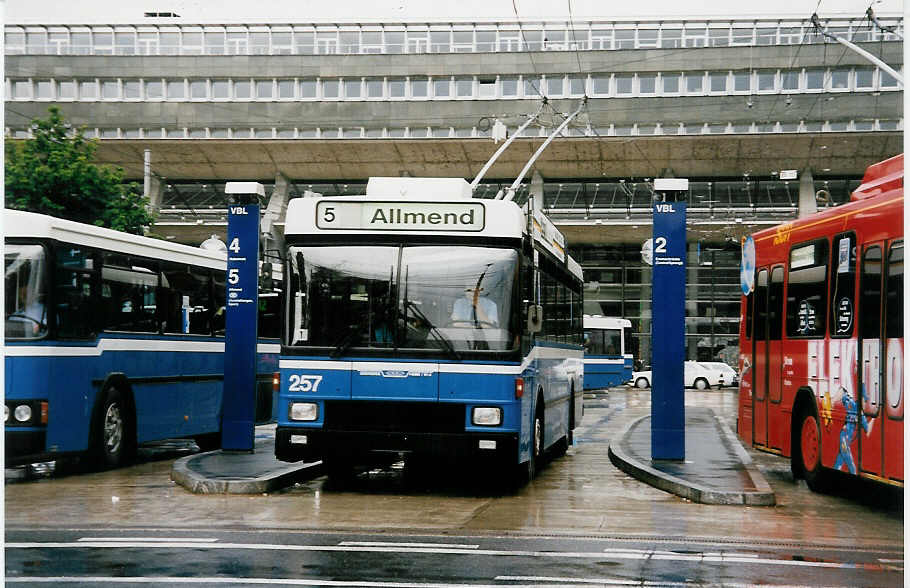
<box><xmin>171</xmin><ymin>451</ymin><xmax>322</xmax><ymax>495</ymax></box>
<box><xmin>608</xmin><ymin>414</ymin><xmax>776</xmax><ymax>506</ymax></box>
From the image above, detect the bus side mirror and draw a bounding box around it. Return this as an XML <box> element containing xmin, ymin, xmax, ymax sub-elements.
<box><xmin>527</xmin><ymin>304</ymin><xmax>543</xmax><ymax>333</ymax></box>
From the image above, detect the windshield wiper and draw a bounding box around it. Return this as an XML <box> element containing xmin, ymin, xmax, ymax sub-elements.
<box><xmin>329</xmin><ymin>325</ymin><xmax>361</xmax><ymax>359</ymax></box>
<box><xmin>403</xmin><ymin>299</ymin><xmax>461</xmax><ymax>361</ymax></box>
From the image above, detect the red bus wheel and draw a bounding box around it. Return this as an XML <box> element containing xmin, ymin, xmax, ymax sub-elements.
<box><xmin>798</xmin><ymin>410</ymin><xmax>827</xmax><ymax>492</ymax></box>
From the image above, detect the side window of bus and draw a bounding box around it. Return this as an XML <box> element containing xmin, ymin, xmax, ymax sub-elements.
<box><xmin>53</xmin><ymin>245</ymin><xmax>96</xmax><ymax>339</ymax></box>
<box><xmin>886</xmin><ymin>241</ymin><xmax>903</xmax><ymax>341</ymax></box>
<box><xmin>829</xmin><ymin>232</ymin><xmax>857</xmax><ymax>338</ymax></box>
<box><xmin>101</xmin><ymin>253</ymin><xmax>158</xmax><ymax>333</ymax></box>
<box><xmin>160</xmin><ymin>262</ymin><xmax>213</xmax><ymax>335</ymax></box>
<box><xmin>768</xmin><ymin>267</ymin><xmax>784</xmax><ymax>340</ymax></box>
<box><xmin>604</xmin><ymin>329</ymin><xmax>621</xmax><ymax>355</ymax></box>
<box><xmin>786</xmin><ymin>239</ymin><xmax>829</xmax><ymax>338</ymax></box>
<box><xmin>754</xmin><ymin>269</ymin><xmax>768</xmax><ymax>341</ymax></box>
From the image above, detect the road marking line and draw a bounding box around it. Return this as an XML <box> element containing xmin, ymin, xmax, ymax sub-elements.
<box><xmin>4</xmin><ymin>577</ymin><xmax>548</xmax><ymax>587</ymax></box>
<box><xmin>78</xmin><ymin>537</ymin><xmax>218</xmax><ymax>543</ymax></box>
<box><xmin>338</xmin><ymin>541</ymin><xmax>479</xmax><ymax>549</ymax></box>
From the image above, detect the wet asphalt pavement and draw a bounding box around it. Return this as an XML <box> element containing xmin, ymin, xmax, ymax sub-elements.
<box><xmin>5</xmin><ymin>387</ymin><xmax>904</xmax><ymax>586</ymax></box>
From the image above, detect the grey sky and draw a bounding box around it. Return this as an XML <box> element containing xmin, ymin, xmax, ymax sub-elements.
<box><xmin>4</xmin><ymin>0</ymin><xmax>904</xmax><ymax>23</ymax></box>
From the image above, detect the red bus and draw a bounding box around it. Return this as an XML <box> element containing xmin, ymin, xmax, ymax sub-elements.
<box><xmin>737</xmin><ymin>154</ymin><xmax>903</xmax><ymax>491</ymax></box>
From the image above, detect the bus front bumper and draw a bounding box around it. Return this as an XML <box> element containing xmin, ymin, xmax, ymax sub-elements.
<box><xmin>275</xmin><ymin>426</ymin><xmax>519</xmax><ymax>466</ymax></box>
<box><xmin>5</xmin><ymin>429</ymin><xmax>48</xmax><ymax>466</ymax></box>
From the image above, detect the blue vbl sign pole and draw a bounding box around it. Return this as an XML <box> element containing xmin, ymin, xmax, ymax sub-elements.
<box><xmin>221</xmin><ymin>182</ymin><xmax>263</xmax><ymax>452</ymax></box>
<box><xmin>650</xmin><ymin>178</ymin><xmax>688</xmax><ymax>461</ymax></box>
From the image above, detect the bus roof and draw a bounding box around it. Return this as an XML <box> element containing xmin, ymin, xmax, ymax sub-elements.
<box><xmin>284</xmin><ymin>179</ymin><xmax>584</xmax><ymax>281</ymax></box>
<box><xmin>4</xmin><ymin>208</ymin><xmax>227</xmax><ymax>270</ymax></box>
<box><xmin>750</xmin><ymin>154</ymin><xmax>903</xmax><ymax>248</ymax></box>
<box><xmin>583</xmin><ymin>315</ymin><xmax>632</xmax><ymax>329</ymax></box>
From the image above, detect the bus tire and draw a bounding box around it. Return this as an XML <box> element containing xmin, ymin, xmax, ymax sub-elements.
<box><xmin>795</xmin><ymin>405</ymin><xmax>828</xmax><ymax>492</ymax></box>
<box><xmin>92</xmin><ymin>386</ymin><xmax>135</xmax><ymax>470</ymax></box>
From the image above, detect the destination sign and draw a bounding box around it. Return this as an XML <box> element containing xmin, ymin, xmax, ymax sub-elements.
<box><xmin>315</xmin><ymin>200</ymin><xmax>485</xmax><ymax>231</ymax></box>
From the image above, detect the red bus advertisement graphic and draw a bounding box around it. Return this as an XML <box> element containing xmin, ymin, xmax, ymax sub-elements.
<box><xmin>737</xmin><ymin>154</ymin><xmax>903</xmax><ymax>491</ymax></box>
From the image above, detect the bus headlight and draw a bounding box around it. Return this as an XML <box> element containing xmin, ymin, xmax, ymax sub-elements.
<box><xmin>4</xmin><ymin>405</ymin><xmax>9</xmax><ymax>422</ymax></box>
<box><xmin>14</xmin><ymin>404</ymin><xmax>33</xmax><ymax>423</ymax></box>
<box><xmin>472</xmin><ymin>407</ymin><xmax>502</xmax><ymax>426</ymax></box>
<box><xmin>289</xmin><ymin>402</ymin><xmax>318</xmax><ymax>422</ymax></box>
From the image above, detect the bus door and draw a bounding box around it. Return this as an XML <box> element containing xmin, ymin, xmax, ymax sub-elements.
<box><xmin>766</xmin><ymin>266</ymin><xmax>785</xmax><ymax>450</ymax></box>
<box><xmin>858</xmin><ymin>243</ymin><xmax>883</xmax><ymax>476</ymax></box>
<box><xmin>882</xmin><ymin>240</ymin><xmax>903</xmax><ymax>482</ymax></box>
<box><xmin>752</xmin><ymin>268</ymin><xmax>770</xmax><ymax>448</ymax></box>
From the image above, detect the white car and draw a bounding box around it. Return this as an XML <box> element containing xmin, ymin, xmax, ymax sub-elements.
<box><xmin>629</xmin><ymin>361</ymin><xmax>723</xmax><ymax>390</ymax></box>
<box><xmin>700</xmin><ymin>362</ymin><xmax>739</xmax><ymax>387</ymax></box>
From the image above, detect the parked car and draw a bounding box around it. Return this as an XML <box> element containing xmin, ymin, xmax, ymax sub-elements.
<box><xmin>700</xmin><ymin>361</ymin><xmax>739</xmax><ymax>387</ymax></box>
<box><xmin>628</xmin><ymin>361</ymin><xmax>723</xmax><ymax>390</ymax></box>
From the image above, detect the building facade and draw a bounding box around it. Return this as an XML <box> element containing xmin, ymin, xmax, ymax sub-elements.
<box><xmin>5</xmin><ymin>12</ymin><xmax>904</xmax><ymax>366</ymax></box>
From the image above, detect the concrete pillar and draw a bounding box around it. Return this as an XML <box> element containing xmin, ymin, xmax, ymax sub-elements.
<box><xmin>798</xmin><ymin>167</ymin><xmax>817</xmax><ymax>218</ymax></box>
<box><xmin>261</xmin><ymin>172</ymin><xmax>290</xmax><ymax>258</ymax></box>
<box><xmin>530</xmin><ymin>170</ymin><xmax>544</xmax><ymax>210</ymax></box>
<box><xmin>143</xmin><ymin>149</ymin><xmax>164</xmax><ymax>217</ymax></box>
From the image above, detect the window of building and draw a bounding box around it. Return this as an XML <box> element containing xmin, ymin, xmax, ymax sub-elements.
<box><xmin>212</xmin><ymin>79</ymin><xmax>230</xmax><ymax>98</ymax></box>
<box><xmin>733</xmin><ymin>71</ymin><xmax>751</xmax><ymax>92</ymax></box>
<box><xmin>79</xmin><ymin>80</ymin><xmax>98</xmax><ymax>99</ymax></box>
<box><xmin>854</xmin><ymin>67</ymin><xmax>874</xmax><ymax>90</ymax></box>
<box><xmin>146</xmin><ymin>80</ymin><xmax>163</xmax><ymax>99</ymax></box>
<box><xmin>455</xmin><ymin>77</ymin><xmax>473</xmax><ymax>97</ymax></box>
<box><xmin>256</xmin><ymin>79</ymin><xmax>273</xmax><ymax>99</ymax></box>
<box><xmin>235</xmin><ymin>80</ymin><xmax>252</xmax><ymax>99</ymax></box>
<box><xmin>167</xmin><ymin>79</ymin><xmax>185</xmax><ymax>99</ymax></box>
<box><xmin>757</xmin><ymin>70</ymin><xmax>777</xmax><ymax>92</ymax></box>
<box><xmin>412</xmin><ymin>77</ymin><xmax>429</xmax><ymax>98</ymax></box>
<box><xmin>524</xmin><ymin>75</ymin><xmax>542</xmax><ymax>97</ymax></box>
<box><xmin>592</xmin><ymin>74</ymin><xmax>610</xmax><ymax>95</ymax></box>
<box><xmin>830</xmin><ymin>69</ymin><xmax>849</xmax><ymax>90</ymax></box>
<box><xmin>58</xmin><ymin>80</ymin><xmax>75</xmax><ymax>99</ymax></box>
<box><xmin>433</xmin><ymin>77</ymin><xmax>451</xmax><ymax>97</ymax></box>
<box><xmin>322</xmin><ymin>79</ymin><xmax>340</xmax><ymax>98</ymax></box>
<box><xmin>662</xmin><ymin>73</ymin><xmax>680</xmax><ymax>93</ymax></box>
<box><xmin>546</xmin><ymin>76</ymin><xmax>564</xmax><ymax>97</ymax></box>
<box><xmin>366</xmin><ymin>78</ymin><xmax>383</xmax><ymax>98</ymax></box>
<box><xmin>278</xmin><ymin>79</ymin><xmax>295</xmax><ymax>98</ymax></box>
<box><xmin>709</xmin><ymin>72</ymin><xmax>727</xmax><ymax>92</ymax></box>
<box><xmin>782</xmin><ymin>69</ymin><xmax>799</xmax><ymax>91</ymax></box>
<box><xmin>299</xmin><ymin>79</ymin><xmax>317</xmax><ymax>98</ymax></box>
<box><xmin>614</xmin><ymin>74</ymin><xmax>634</xmax><ymax>95</ymax></box>
<box><xmin>501</xmin><ymin>76</ymin><xmax>519</xmax><ymax>97</ymax></box>
<box><xmin>35</xmin><ymin>79</ymin><xmax>53</xmax><ymax>99</ymax></box>
<box><xmin>124</xmin><ymin>80</ymin><xmax>141</xmax><ymax>99</ymax></box>
<box><xmin>638</xmin><ymin>74</ymin><xmax>656</xmax><ymax>94</ymax></box>
<box><xmin>204</xmin><ymin>31</ymin><xmax>225</xmax><ymax>55</ymax></box>
<box><xmin>568</xmin><ymin>76</ymin><xmax>586</xmax><ymax>95</ymax></box>
<box><xmin>685</xmin><ymin>72</ymin><xmax>703</xmax><ymax>93</ymax></box>
<box><xmin>343</xmin><ymin>79</ymin><xmax>361</xmax><ymax>98</ymax></box>
<box><xmin>101</xmin><ymin>80</ymin><xmax>120</xmax><ymax>99</ymax></box>
<box><xmin>190</xmin><ymin>80</ymin><xmax>207</xmax><ymax>99</ymax></box>
<box><xmin>806</xmin><ymin>68</ymin><xmax>825</xmax><ymax>90</ymax></box>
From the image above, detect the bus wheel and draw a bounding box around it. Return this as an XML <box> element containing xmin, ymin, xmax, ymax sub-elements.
<box><xmin>94</xmin><ymin>387</ymin><xmax>135</xmax><ymax>470</ymax></box>
<box><xmin>796</xmin><ymin>408</ymin><xmax>827</xmax><ymax>492</ymax></box>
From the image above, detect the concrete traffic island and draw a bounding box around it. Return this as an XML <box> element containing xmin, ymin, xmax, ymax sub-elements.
<box><xmin>608</xmin><ymin>406</ymin><xmax>776</xmax><ymax>506</ymax></box>
<box><xmin>171</xmin><ymin>427</ymin><xmax>320</xmax><ymax>494</ymax></box>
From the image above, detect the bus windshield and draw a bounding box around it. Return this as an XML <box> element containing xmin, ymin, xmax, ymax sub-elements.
<box><xmin>5</xmin><ymin>244</ymin><xmax>49</xmax><ymax>340</ymax></box>
<box><xmin>288</xmin><ymin>245</ymin><xmax>518</xmax><ymax>353</ymax></box>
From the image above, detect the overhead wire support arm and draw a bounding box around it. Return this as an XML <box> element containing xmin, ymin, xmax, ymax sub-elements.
<box><xmin>501</xmin><ymin>98</ymin><xmax>587</xmax><ymax>201</ymax></box>
<box><xmin>810</xmin><ymin>13</ymin><xmax>903</xmax><ymax>85</ymax></box>
<box><xmin>866</xmin><ymin>6</ymin><xmax>903</xmax><ymax>40</ymax></box>
<box><xmin>470</xmin><ymin>101</ymin><xmax>547</xmax><ymax>191</ymax></box>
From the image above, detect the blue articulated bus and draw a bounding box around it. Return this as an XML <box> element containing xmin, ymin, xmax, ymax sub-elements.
<box><xmin>4</xmin><ymin>209</ymin><xmax>280</xmax><ymax>469</ymax></box>
<box><xmin>582</xmin><ymin>316</ymin><xmax>633</xmax><ymax>389</ymax></box>
<box><xmin>274</xmin><ymin>177</ymin><xmax>584</xmax><ymax>483</ymax></box>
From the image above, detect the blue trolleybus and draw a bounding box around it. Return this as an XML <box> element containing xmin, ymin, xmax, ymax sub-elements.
<box><xmin>274</xmin><ymin>177</ymin><xmax>584</xmax><ymax>483</ymax></box>
<box><xmin>4</xmin><ymin>209</ymin><xmax>280</xmax><ymax>468</ymax></box>
<box><xmin>583</xmin><ymin>316</ymin><xmax>633</xmax><ymax>389</ymax></box>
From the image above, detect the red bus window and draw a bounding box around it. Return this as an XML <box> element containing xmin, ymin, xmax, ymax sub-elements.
<box><xmin>786</xmin><ymin>239</ymin><xmax>829</xmax><ymax>338</ymax></box>
<box><xmin>830</xmin><ymin>232</ymin><xmax>857</xmax><ymax>339</ymax></box>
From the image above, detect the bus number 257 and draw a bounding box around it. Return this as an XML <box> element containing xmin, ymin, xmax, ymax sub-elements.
<box><xmin>288</xmin><ymin>374</ymin><xmax>323</xmax><ymax>392</ymax></box>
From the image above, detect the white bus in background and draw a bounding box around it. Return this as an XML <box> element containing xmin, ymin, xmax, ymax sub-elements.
<box><xmin>583</xmin><ymin>315</ymin><xmax>633</xmax><ymax>389</ymax></box>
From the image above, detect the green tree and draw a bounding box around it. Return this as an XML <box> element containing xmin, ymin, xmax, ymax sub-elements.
<box><xmin>5</xmin><ymin>107</ymin><xmax>154</xmax><ymax>234</ymax></box>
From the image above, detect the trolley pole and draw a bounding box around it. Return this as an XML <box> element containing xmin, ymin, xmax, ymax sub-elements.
<box><xmin>221</xmin><ymin>182</ymin><xmax>263</xmax><ymax>452</ymax></box>
<box><xmin>651</xmin><ymin>178</ymin><xmax>688</xmax><ymax>460</ymax></box>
